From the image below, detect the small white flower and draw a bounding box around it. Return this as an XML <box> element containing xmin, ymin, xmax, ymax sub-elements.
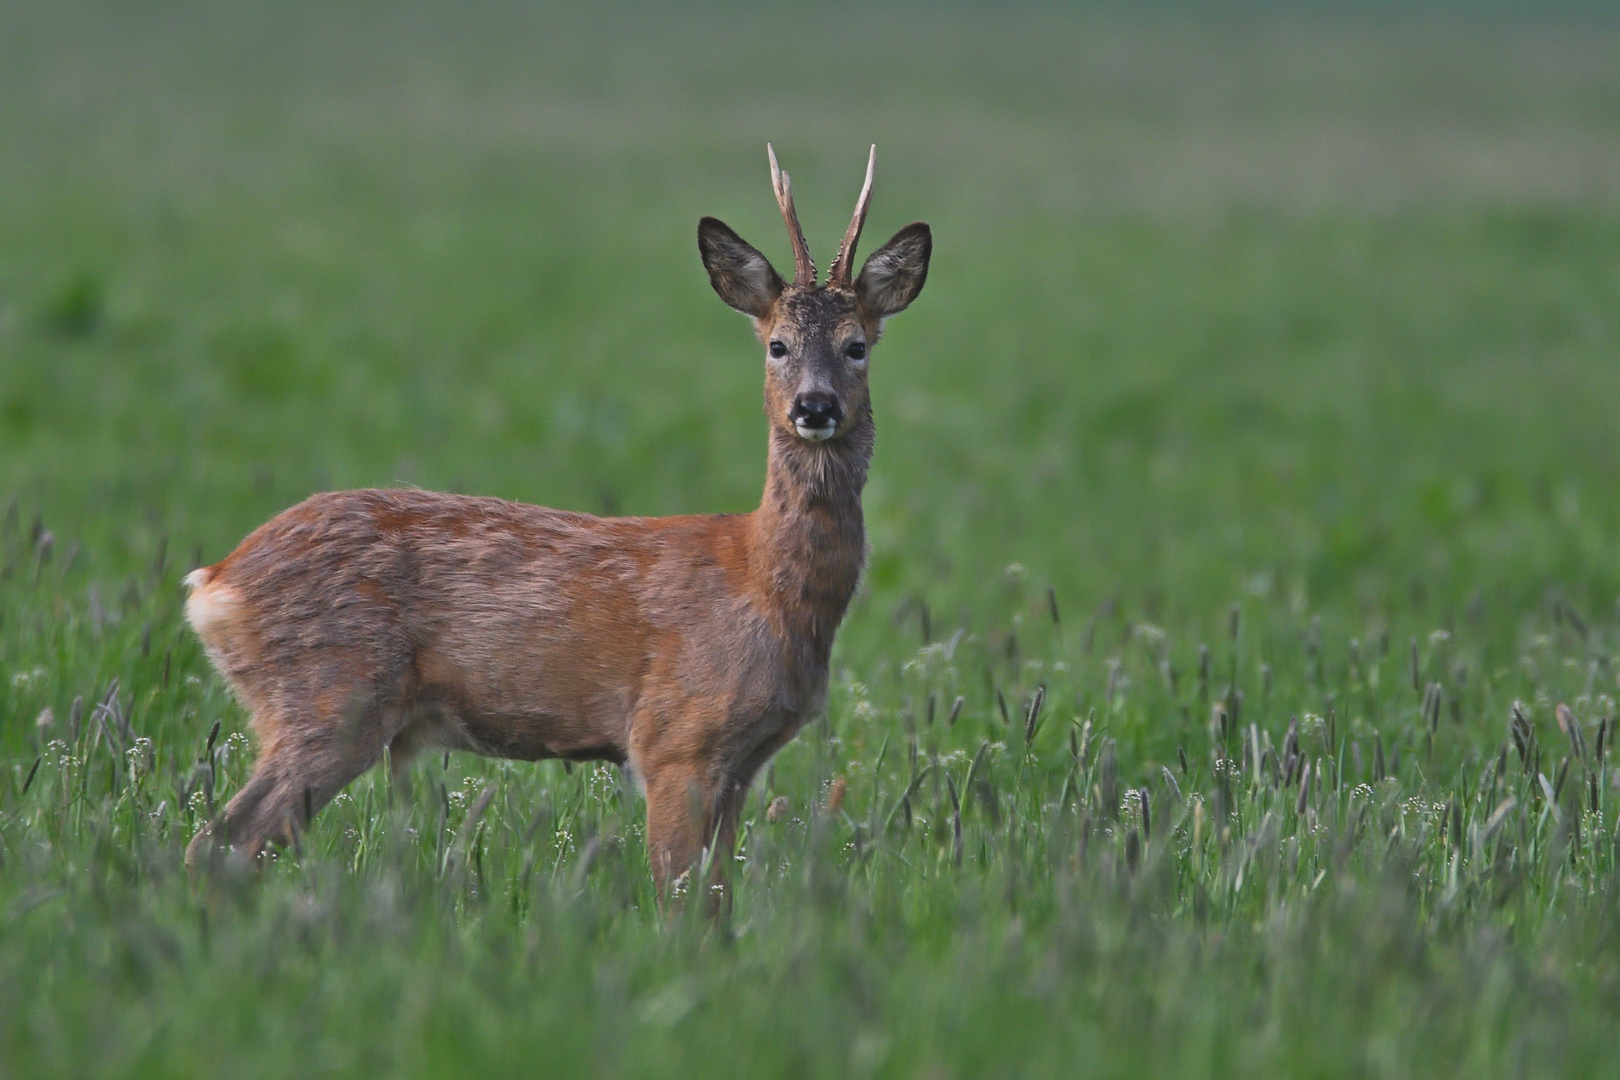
<box><xmin>11</xmin><ymin>667</ymin><xmax>46</xmax><ymax>688</ymax></box>
<box><xmin>903</xmin><ymin>643</ymin><xmax>949</xmax><ymax>679</ymax></box>
<box><xmin>125</xmin><ymin>738</ymin><xmax>154</xmax><ymax>780</ymax></box>
<box><xmin>1133</xmin><ymin>624</ymin><xmax>1168</xmax><ymax>648</ymax></box>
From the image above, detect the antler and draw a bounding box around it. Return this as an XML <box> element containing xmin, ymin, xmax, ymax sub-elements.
<box><xmin>827</xmin><ymin>145</ymin><xmax>875</xmax><ymax>288</ymax></box>
<box><xmin>768</xmin><ymin>144</ymin><xmax>816</xmax><ymax>286</ymax></box>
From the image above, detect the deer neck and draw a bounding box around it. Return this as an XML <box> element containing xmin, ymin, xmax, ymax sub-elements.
<box><xmin>749</xmin><ymin>409</ymin><xmax>872</xmax><ymax>647</ymax></box>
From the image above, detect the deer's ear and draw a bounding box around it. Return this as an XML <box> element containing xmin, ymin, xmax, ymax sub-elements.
<box><xmin>699</xmin><ymin>217</ymin><xmax>784</xmax><ymax>318</ymax></box>
<box><xmin>856</xmin><ymin>222</ymin><xmax>931</xmax><ymax>318</ymax></box>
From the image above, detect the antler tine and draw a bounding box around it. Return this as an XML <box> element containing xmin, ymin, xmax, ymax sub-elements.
<box><xmin>828</xmin><ymin>144</ymin><xmax>876</xmax><ymax>287</ymax></box>
<box><xmin>767</xmin><ymin>143</ymin><xmax>816</xmax><ymax>286</ymax></box>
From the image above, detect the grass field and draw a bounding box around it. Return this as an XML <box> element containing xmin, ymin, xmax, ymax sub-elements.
<box><xmin>5</xmin><ymin>2</ymin><xmax>1620</xmax><ymax>1076</ymax></box>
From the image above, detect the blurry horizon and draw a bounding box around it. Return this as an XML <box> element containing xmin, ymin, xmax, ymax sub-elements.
<box><xmin>4</xmin><ymin>0</ymin><xmax>1620</xmax><ymax>222</ymax></box>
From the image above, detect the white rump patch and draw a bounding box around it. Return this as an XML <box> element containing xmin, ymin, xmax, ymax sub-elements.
<box><xmin>184</xmin><ymin>576</ymin><xmax>242</xmax><ymax>639</ymax></box>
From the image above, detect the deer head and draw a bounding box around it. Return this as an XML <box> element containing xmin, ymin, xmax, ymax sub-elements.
<box><xmin>698</xmin><ymin>145</ymin><xmax>932</xmax><ymax>443</ymax></box>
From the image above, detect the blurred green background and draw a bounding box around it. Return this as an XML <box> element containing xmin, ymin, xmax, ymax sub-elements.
<box><xmin>4</xmin><ymin>2</ymin><xmax>1620</xmax><ymax>1076</ymax></box>
<box><xmin>5</xmin><ymin>1</ymin><xmax>1618</xmax><ymax>634</ymax></box>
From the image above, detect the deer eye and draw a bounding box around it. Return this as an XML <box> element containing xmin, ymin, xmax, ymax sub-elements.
<box><xmin>845</xmin><ymin>342</ymin><xmax>867</xmax><ymax>361</ymax></box>
<box><xmin>769</xmin><ymin>340</ymin><xmax>788</xmax><ymax>359</ymax></box>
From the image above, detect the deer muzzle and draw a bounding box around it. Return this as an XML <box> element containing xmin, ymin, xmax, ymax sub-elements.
<box><xmin>789</xmin><ymin>393</ymin><xmax>843</xmax><ymax>441</ymax></box>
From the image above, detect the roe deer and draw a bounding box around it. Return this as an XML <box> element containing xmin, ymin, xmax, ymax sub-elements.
<box><xmin>183</xmin><ymin>145</ymin><xmax>931</xmax><ymax>893</ymax></box>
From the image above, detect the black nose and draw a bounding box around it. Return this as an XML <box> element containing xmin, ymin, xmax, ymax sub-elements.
<box><xmin>789</xmin><ymin>393</ymin><xmax>843</xmax><ymax>430</ymax></box>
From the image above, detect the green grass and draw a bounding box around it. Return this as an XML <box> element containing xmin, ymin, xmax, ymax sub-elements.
<box><xmin>5</xmin><ymin>2</ymin><xmax>1620</xmax><ymax>1076</ymax></box>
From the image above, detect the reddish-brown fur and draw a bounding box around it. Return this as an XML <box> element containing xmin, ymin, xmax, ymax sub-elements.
<box><xmin>184</xmin><ymin>146</ymin><xmax>930</xmax><ymax>895</ymax></box>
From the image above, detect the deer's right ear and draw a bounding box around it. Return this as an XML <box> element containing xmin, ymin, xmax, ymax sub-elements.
<box><xmin>699</xmin><ymin>217</ymin><xmax>784</xmax><ymax>318</ymax></box>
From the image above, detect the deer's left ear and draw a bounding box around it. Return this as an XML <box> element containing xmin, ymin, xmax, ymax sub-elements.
<box><xmin>856</xmin><ymin>223</ymin><xmax>931</xmax><ymax>318</ymax></box>
<box><xmin>699</xmin><ymin>217</ymin><xmax>784</xmax><ymax>318</ymax></box>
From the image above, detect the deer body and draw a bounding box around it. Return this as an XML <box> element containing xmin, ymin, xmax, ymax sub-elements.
<box><xmin>184</xmin><ymin>146</ymin><xmax>929</xmax><ymax>892</ymax></box>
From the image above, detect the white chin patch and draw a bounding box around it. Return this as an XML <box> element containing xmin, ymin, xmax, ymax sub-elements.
<box><xmin>795</xmin><ymin>423</ymin><xmax>837</xmax><ymax>441</ymax></box>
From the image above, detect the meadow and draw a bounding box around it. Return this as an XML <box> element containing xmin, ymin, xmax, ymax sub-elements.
<box><xmin>4</xmin><ymin>2</ymin><xmax>1620</xmax><ymax>1076</ymax></box>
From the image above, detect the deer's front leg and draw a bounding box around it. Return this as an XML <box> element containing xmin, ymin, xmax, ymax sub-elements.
<box><xmin>702</xmin><ymin>779</ymin><xmax>752</xmax><ymax>915</ymax></box>
<box><xmin>640</xmin><ymin>758</ymin><xmax>753</xmax><ymax>906</ymax></box>
<box><xmin>642</xmin><ymin>761</ymin><xmax>711</xmax><ymax>899</ymax></box>
<box><xmin>644</xmin><ymin>771</ymin><xmax>751</xmax><ymax>917</ymax></box>
<box><xmin>634</xmin><ymin>690</ymin><xmax>759</xmax><ymax>909</ymax></box>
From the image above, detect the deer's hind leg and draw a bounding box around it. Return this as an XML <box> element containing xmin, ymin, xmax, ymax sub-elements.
<box><xmin>187</xmin><ymin>690</ymin><xmax>397</xmax><ymax>869</ymax></box>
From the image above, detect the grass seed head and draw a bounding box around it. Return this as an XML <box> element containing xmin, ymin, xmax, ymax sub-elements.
<box><xmin>1023</xmin><ymin>684</ymin><xmax>1045</xmax><ymax>744</ymax></box>
<box><xmin>766</xmin><ymin>795</ymin><xmax>790</xmax><ymax>824</ymax></box>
